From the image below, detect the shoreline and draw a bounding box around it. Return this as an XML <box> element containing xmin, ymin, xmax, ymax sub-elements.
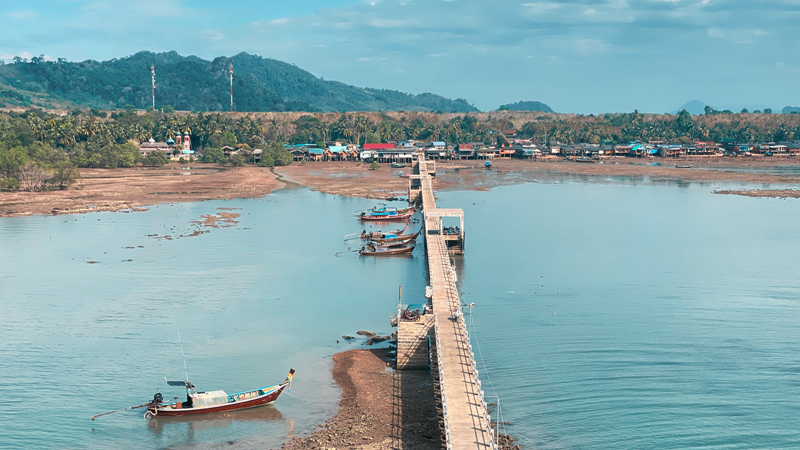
<box><xmin>3</xmin><ymin>157</ymin><xmax>800</xmax><ymax>218</ymax></box>
<box><xmin>0</xmin><ymin>163</ymin><xmax>283</xmax><ymax>218</ymax></box>
<box><xmin>282</xmin><ymin>348</ymin><xmax>441</xmax><ymax>450</ymax></box>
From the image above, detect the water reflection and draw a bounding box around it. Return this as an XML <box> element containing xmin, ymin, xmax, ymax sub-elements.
<box><xmin>147</xmin><ymin>405</ymin><xmax>284</xmax><ymax>436</ymax></box>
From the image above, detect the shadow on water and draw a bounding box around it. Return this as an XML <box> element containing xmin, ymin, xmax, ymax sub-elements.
<box><xmin>147</xmin><ymin>405</ymin><xmax>284</xmax><ymax>437</ymax></box>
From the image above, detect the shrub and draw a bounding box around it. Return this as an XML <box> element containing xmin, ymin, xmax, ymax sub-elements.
<box><xmin>370</xmin><ymin>162</ymin><xmax>381</xmax><ymax>170</ymax></box>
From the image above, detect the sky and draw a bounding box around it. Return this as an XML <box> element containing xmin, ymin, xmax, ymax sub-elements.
<box><xmin>2</xmin><ymin>0</ymin><xmax>799</xmax><ymax>113</ymax></box>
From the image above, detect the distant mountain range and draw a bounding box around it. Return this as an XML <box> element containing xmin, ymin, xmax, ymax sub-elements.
<box><xmin>670</xmin><ymin>100</ymin><xmax>709</xmax><ymax>115</ymax></box>
<box><xmin>499</xmin><ymin>100</ymin><xmax>554</xmax><ymax>112</ymax></box>
<box><xmin>0</xmin><ymin>51</ymin><xmax>479</xmax><ymax>113</ymax></box>
<box><xmin>671</xmin><ymin>99</ymin><xmax>800</xmax><ymax>115</ymax></box>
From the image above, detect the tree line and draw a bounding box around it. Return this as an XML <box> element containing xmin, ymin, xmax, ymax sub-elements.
<box><xmin>3</xmin><ymin>107</ymin><xmax>800</xmax><ymax>191</ymax></box>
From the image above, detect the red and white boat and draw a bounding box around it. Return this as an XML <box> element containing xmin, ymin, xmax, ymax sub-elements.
<box><xmin>92</xmin><ymin>369</ymin><xmax>294</xmax><ymax>421</ymax></box>
<box><xmin>145</xmin><ymin>369</ymin><xmax>295</xmax><ymax>418</ymax></box>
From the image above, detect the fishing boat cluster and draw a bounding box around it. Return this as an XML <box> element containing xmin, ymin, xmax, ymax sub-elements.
<box><xmin>338</xmin><ymin>203</ymin><xmax>421</xmax><ymax>256</ymax></box>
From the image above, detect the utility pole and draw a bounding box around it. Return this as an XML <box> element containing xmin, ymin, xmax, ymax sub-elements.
<box><xmin>151</xmin><ymin>65</ymin><xmax>155</xmax><ymax>110</ymax></box>
<box><xmin>229</xmin><ymin>63</ymin><xmax>234</xmax><ymax>112</ymax></box>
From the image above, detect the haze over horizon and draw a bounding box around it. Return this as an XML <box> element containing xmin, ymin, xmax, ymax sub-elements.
<box><xmin>2</xmin><ymin>0</ymin><xmax>798</xmax><ymax>114</ymax></box>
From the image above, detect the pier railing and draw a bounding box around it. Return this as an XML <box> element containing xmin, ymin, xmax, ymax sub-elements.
<box><xmin>416</xmin><ymin>155</ymin><xmax>498</xmax><ymax>450</ymax></box>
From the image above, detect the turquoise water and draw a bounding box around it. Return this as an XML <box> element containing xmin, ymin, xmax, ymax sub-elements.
<box><xmin>441</xmin><ymin>182</ymin><xmax>800</xmax><ymax>449</ymax></box>
<box><xmin>2</xmin><ymin>178</ymin><xmax>800</xmax><ymax>449</ymax></box>
<box><xmin>0</xmin><ymin>188</ymin><xmax>425</xmax><ymax>449</ymax></box>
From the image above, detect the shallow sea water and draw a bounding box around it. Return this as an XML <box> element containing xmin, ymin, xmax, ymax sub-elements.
<box><xmin>2</xmin><ymin>177</ymin><xmax>800</xmax><ymax>449</ymax></box>
<box><xmin>440</xmin><ymin>181</ymin><xmax>800</xmax><ymax>449</ymax></box>
<box><xmin>0</xmin><ymin>187</ymin><xmax>425</xmax><ymax>449</ymax></box>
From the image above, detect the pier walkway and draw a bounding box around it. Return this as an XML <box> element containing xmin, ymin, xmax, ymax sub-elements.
<box><xmin>414</xmin><ymin>158</ymin><xmax>497</xmax><ymax>450</ymax></box>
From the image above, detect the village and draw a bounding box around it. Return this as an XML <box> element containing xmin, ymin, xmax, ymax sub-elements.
<box><xmin>138</xmin><ymin>131</ymin><xmax>800</xmax><ymax>165</ymax></box>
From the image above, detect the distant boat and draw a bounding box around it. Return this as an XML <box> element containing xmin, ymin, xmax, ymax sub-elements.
<box><xmin>391</xmin><ymin>163</ymin><xmax>406</xmax><ymax>168</ymax></box>
<box><xmin>485</xmin><ymin>160</ymin><xmax>492</xmax><ymax>168</ymax></box>
<box><xmin>675</xmin><ymin>164</ymin><xmax>693</xmax><ymax>168</ymax></box>
<box><xmin>574</xmin><ymin>157</ymin><xmax>595</xmax><ymax>163</ymax></box>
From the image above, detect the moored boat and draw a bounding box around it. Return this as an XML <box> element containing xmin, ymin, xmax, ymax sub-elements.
<box><xmin>574</xmin><ymin>157</ymin><xmax>595</xmax><ymax>163</ymax></box>
<box><xmin>391</xmin><ymin>163</ymin><xmax>406</xmax><ymax>168</ymax></box>
<box><xmin>359</xmin><ymin>210</ymin><xmax>415</xmax><ymax>221</ymax></box>
<box><xmin>146</xmin><ymin>370</ymin><xmax>294</xmax><ymax>417</ymax></box>
<box><xmin>366</xmin><ymin>231</ymin><xmax>420</xmax><ymax>244</ymax></box>
<box><xmin>92</xmin><ymin>368</ymin><xmax>295</xmax><ymax>420</ymax></box>
<box><xmin>368</xmin><ymin>236</ymin><xmax>416</xmax><ymax>248</ymax></box>
<box><xmin>359</xmin><ymin>243</ymin><xmax>415</xmax><ymax>256</ymax></box>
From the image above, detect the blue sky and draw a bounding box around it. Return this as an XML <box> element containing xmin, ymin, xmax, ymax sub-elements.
<box><xmin>2</xmin><ymin>0</ymin><xmax>799</xmax><ymax>113</ymax></box>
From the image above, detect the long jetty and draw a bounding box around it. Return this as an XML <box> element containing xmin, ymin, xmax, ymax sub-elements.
<box><xmin>399</xmin><ymin>156</ymin><xmax>497</xmax><ymax>449</ymax></box>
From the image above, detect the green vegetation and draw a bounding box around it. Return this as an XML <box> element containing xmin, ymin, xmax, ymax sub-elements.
<box><xmin>370</xmin><ymin>161</ymin><xmax>381</xmax><ymax>170</ymax></box>
<box><xmin>0</xmin><ymin>51</ymin><xmax>478</xmax><ymax>113</ymax></box>
<box><xmin>498</xmin><ymin>101</ymin><xmax>554</xmax><ymax>113</ymax></box>
<box><xmin>2</xmin><ymin>106</ymin><xmax>800</xmax><ymax>191</ymax></box>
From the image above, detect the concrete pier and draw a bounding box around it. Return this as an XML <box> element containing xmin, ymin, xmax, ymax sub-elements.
<box><xmin>405</xmin><ymin>156</ymin><xmax>497</xmax><ymax>450</ymax></box>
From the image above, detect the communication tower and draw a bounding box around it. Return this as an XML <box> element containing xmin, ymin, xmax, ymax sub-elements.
<box><xmin>151</xmin><ymin>65</ymin><xmax>156</xmax><ymax>110</ymax></box>
<box><xmin>229</xmin><ymin>64</ymin><xmax>234</xmax><ymax>112</ymax></box>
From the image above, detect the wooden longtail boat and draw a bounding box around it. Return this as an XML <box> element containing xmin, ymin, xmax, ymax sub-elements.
<box><xmin>358</xmin><ymin>226</ymin><xmax>409</xmax><ymax>241</ymax></box>
<box><xmin>574</xmin><ymin>157</ymin><xmax>595</xmax><ymax>163</ymax></box>
<box><xmin>367</xmin><ymin>231</ymin><xmax>420</xmax><ymax>244</ymax></box>
<box><xmin>145</xmin><ymin>369</ymin><xmax>295</xmax><ymax>418</ymax></box>
<box><xmin>359</xmin><ymin>244</ymin><xmax>415</xmax><ymax>256</ymax></box>
<box><xmin>368</xmin><ymin>236</ymin><xmax>416</xmax><ymax>248</ymax></box>
<box><xmin>359</xmin><ymin>211</ymin><xmax>414</xmax><ymax>221</ymax></box>
<box><xmin>91</xmin><ymin>368</ymin><xmax>295</xmax><ymax>420</ymax></box>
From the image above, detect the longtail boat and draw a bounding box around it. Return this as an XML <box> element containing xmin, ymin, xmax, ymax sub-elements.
<box><xmin>360</xmin><ymin>243</ymin><xmax>415</xmax><ymax>256</ymax></box>
<box><xmin>358</xmin><ymin>226</ymin><xmax>409</xmax><ymax>241</ymax></box>
<box><xmin>92</xmin><ymin>338</ymin><xmax>295</xmax><ymax>421</ymax></box>
<box><xmin>368</xmin><ymin>236</ymin><xmax>416</xmax><ymax>248</ymax></box>
<box><xmin>359</xmin><ymin>210</ymin><xmax>414</xmax><ymax>221</ymax></box>
<box><xmin>143</xmin><ymin>369</ymin><xmax>294</xmax><ymax>418</ymax></box>
<box><xmin>369</xmin><ymin>231</ymin><xmax>420</xmax><ymax>245</ymax></box>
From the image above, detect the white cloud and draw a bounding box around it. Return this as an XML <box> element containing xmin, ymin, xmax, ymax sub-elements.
<box><xmin>707</xmin><ymin>27</ymin><xmax>724</xmax><ymax>39</ymax></box>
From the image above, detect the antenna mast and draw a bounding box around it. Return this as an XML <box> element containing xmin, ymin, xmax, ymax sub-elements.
<box><xmin>151</xmin><ymin>65</ymin><xmax>155</xmax><ymax>110</ymax></box>
<box><xmin>177</xmin><ymin>330</ymin><xmax>189</xmax><ymax>382</ymax></box>
<box><xmin>229</xmin><ymin>63</ymin><xmax>234</xmax><ymax>112</ymax></box>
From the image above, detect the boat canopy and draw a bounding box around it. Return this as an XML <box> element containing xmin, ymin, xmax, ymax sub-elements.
<box><xmin>193</xmin><ymin>390</ymin><xmax>228</xmax><ymax>408</ymax></box>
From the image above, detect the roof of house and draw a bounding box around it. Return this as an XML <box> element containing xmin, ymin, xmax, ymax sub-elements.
<box><xmin>308</xmin><ymin>148</ymin><xmax>324</xmax><ymax>155</ymax></box>
<box><xmin>328</xmin><ymin>145</ymin><xmax>347</xmax><ymax>153</ymax></box>
<box><xmin>363</xmin><ymin>143</ymin><xmax>395</xmax><ymax>150</ymax></box>
<box><xmin>432</xmin><ymin>141</ymin><xmax>446</xmax><ymax>146</ymax></box>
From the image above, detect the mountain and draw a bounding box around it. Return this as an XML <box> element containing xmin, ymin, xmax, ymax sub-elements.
<box><xmin>499</xmin><ymin>100</ymin><xmax>553</xmax><ymax>112</ymax></box>
<box><xmin>0</xmin><ymin>51</ymin><xmax>478</xmax><ymax>113</ymax></box>
<box><xmin>670</xmin><ymin>100</ymin><xmax>708</xmax><ymax>115</ymax></box>
<box><xmin>782</xmin><ymin>106</ymin><xmax>800</xmax><ymax>114</ymax></box>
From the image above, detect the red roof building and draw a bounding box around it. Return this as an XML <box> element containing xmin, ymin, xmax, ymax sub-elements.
<box><xmin>362</xmin><ymin>143</ymin><xmax>395</xmax><ymax>150</ymax></box>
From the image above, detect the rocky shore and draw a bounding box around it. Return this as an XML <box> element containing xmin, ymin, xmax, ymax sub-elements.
<box><xmin>281</xmin><ymin>348</ymin><xmax>440</xmax><ymax>450</ymax></box>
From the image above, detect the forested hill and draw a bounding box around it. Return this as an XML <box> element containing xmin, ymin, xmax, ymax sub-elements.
<box><xmin>0</xmin><ymin>51</ymin><xmax>478</xmax><ymax>113</ymax></box>
<box><xmin>499</xmin><ymin>100</ymin><xmax>554</xmax><ymax>113</ymax></box>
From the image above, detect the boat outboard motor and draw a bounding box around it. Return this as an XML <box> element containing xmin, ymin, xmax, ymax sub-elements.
<box><xmin>152</xmin><ymin>392</ymin><xmax>164</xmax><ymax>404</ymax></box>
